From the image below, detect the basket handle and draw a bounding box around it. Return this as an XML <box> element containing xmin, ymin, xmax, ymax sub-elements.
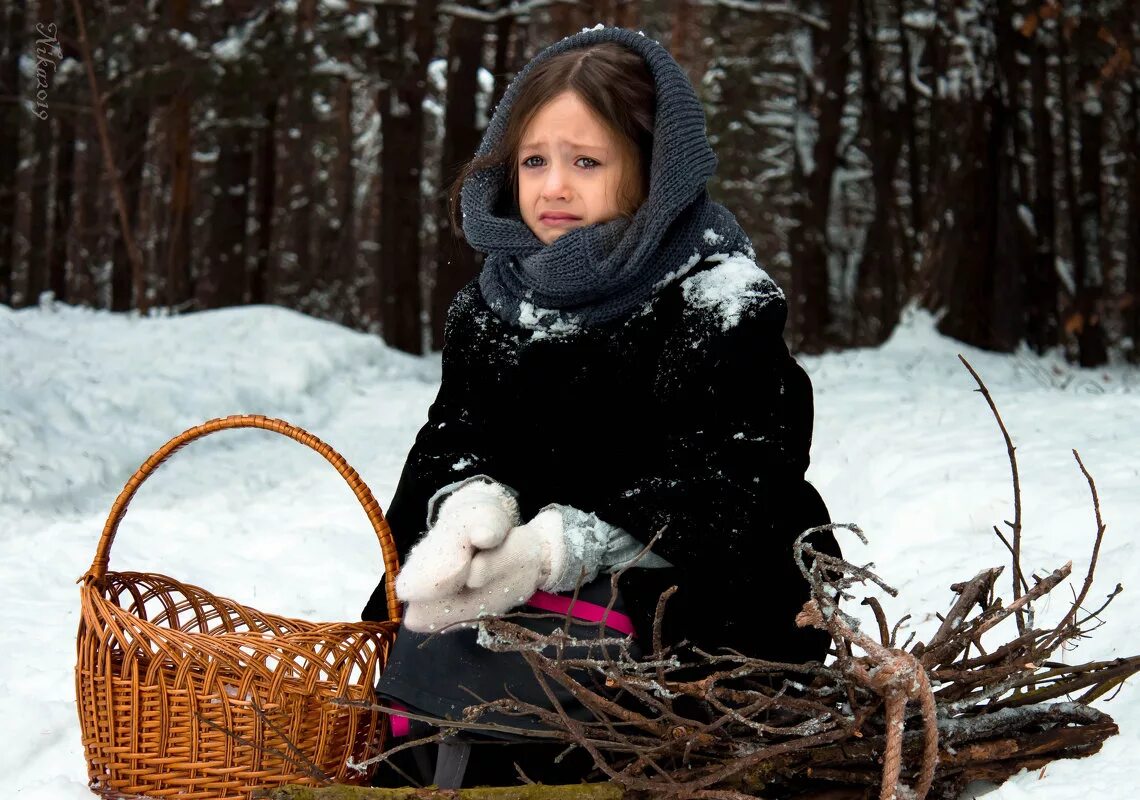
<box><xmin>83</xmin><ymin>414</ymin><xmax>402</xmax><ymax>623</ymax></box>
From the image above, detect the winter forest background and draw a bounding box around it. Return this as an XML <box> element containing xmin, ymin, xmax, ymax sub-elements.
<box><xmin>1</xmin><ymin>0</ymin><xmax>1137</xmax><ymax>364</ymax></box>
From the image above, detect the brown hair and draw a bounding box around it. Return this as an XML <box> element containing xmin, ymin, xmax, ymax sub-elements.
<box><xmin>448</xmin><ymin>42</ymin><xmax>656</xmax><ymax>235</ymax></box>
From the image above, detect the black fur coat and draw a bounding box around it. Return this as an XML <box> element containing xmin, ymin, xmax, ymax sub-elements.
<box><xmin>363</xmin><ymin>256</ymin><xmax>838</xmax><ymax>664</ymax></box>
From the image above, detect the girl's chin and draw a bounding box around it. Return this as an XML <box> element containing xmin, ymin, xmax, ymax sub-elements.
<box><xmin>535</xmin><ymin>225</ymin><xmax>584</xmax><ymax>245</ymax></box>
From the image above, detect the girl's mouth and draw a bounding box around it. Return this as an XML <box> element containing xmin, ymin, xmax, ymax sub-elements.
<box><xmin>539</xmin><ymin>213</ymin><xmax>582</xmax><ymax>225</ymax></box>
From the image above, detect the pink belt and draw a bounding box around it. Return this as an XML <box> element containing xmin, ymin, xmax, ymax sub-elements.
<box><xmin>387</xmin><ymin>592</ymin><xmax>636</xmax><ymax>737</ymax></box>
<box><xmin>388</xmin><ymin>701</ymin><xmax>411</xmax><ymax>738</ymax></box>
<box><xmin>525</xmin><ymin>590</ymin><xmax>637</xmax><ymax>637</ymax></box>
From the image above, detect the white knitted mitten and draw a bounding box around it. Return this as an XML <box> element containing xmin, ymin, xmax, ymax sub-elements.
<box><xmin>464</xmin><ymin>508</ymin><xmax>569</xmax><ymax>616</ymax></box>
<box><xmin>395</xmin><ymin>479</ymin><xmax>520</xmax><ymax>603</ymax></box>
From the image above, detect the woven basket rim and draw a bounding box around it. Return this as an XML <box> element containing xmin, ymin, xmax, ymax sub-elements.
<box><xmin>80</xmin><ymin>414</ymin><xmax>401</xmax><ymax>623</ymax></box>
<box><xmin>88</xmin><ymin>569</ymin><xmax>383</xmax><ymax>632</ymax></box>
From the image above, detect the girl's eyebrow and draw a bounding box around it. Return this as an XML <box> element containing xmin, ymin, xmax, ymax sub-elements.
<box><xmin>520</xmin><ymin>139</ymin><xmax>609</xmax><ymax>152</ymax></box>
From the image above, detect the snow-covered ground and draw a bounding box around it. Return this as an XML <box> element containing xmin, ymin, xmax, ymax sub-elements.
<box><xmin>2</xmin><ymin>300</ymin><xmax>1137</xmax><ymax>798</ymax></box>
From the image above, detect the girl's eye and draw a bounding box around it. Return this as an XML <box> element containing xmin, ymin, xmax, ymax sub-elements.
<box><xmin>521</xmin><ymin>155</ymin><xmax>544</xmax><ymax>168</ymax></box>
<box><xmin>576</xmin><ymin>157</ymin><xmax>600</xmax><ymax>169</ymax></box>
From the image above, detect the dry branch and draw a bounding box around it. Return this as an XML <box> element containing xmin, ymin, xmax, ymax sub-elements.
<box><xmin>959</xmin><ymin>355</ymin><xmax>1026</xmax><ymax>633</ymax></box>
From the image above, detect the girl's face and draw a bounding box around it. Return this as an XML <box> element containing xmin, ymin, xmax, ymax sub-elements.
<box><xmin>516</xmin><ymin>91</ymin><xmax>642</xmax><ymax>245</ymax></box>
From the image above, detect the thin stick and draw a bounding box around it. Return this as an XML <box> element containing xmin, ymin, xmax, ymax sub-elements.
<box><xmin>251</xmin><ymin>696</ymin><xmax>331</xmax><ymax>783</ymax></box>
<box><xmin>653</xmin><ymin>586</ymin><xmax>679</xmax><ymax>699</ymax></box>
<box><xmin>861</xmin><ymin>597</ymin><xmax>891</xmax><ymax>647</ymax></box>
<box><xmin>959</xmin><ymin>355</ymin><xmax>1025</xmax><ymax>634</ymax></box>
<box><xmin>196</xmin><ymin>713</ymin><xmax>330</xmax><ymax>783</ymax></box>
<box><xmin>992</xmin><ymin>525</ymin><xmax>1030</xmax><ymax>597</ymax></box>
<box><xmin>1061</xmin><ymin>450</ymin><xmax>1109</xmax><ymax>631</ymax></box>
<box><xmin>599</xmin><ymin>526</ymin><xmax>667</xmax><ymax>640</ymax></box>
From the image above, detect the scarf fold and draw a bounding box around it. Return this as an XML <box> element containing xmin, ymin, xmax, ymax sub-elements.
<box><xmin>462</xmin><ymin>27</ymin><xmax>755</xmax><ymax>331</ymax></box>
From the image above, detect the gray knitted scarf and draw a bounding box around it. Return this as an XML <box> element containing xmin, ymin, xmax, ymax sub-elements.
<box><xmin>463</xmin><ymin>27</ymin><xmax>754</xmax><ymax>331</ymax></box>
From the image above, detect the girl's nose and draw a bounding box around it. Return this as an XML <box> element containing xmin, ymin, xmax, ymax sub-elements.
<box><xmin>541</xmin><ymin>166</ymin><xmax>569</xmax><ymax>200</ymax></box>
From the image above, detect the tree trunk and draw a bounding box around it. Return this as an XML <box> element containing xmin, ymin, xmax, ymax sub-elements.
<box><xmin>984</xmin><ymin>0</ymin><xmax>1029</xmax><ymax>351</ymax></box>
<box><xmin>852</xmin><ymin>0</ymin><xmax>902</xmax><ymax>346</ymax></box>
<box><xmin>546</xmin><ymin>3</ymin><xmax>578</xmax><ymax>39</ymax></box>
<box><xmin>280</xmin><ymin>0</ymin><xmax>318</xmax><ymax>308</ymax></box>
<box><xmin>50</xmin><ymin>114</ymin><xmax>76</xmax><ymax>302</ymax></box>
<box><xmin>46</xmin><ymin>0</ymin><xmax>78</xmax><ymax>304</ymax></box>
<box><xmin>918</xmin><ymin>6</ymin><xmax>1026</xmax><ymax>353</ymax></box>
<box><xmin>1057</xmin><ymin>18</ymin><xmax>1107</xmax><ymax>366</ymax></box>
<box><xmin>202</xmin><ymin>111</ymin><xmax>254</xmax><ymax>309</ymax></box>
<box><xmin>377</xmin><ymin>0</ymin><xmax>437</xmax><ymax>354</ymax></box>
<box><xmin>670</xmin><ymin>0</ymin><xmax>703</xmax><ymax>85</ymax></box>
<box><xmin>895</xmin><ymin>0</ymin><xmax>923</xmax><ymax>249</ymax></box>
<box><xmin>252</xmin><ymin>99</ymin><xmax>278</xmax><ymax>306</ymax></box>
<box><xmin>788</xmin><ymin>0</ymin><xmax>852</xmax><ymax>353</ymax></box>
<box><xmin>490</xmin><ymin>0</ymin><xmax>515</xmax><ymax>110</ymax></box>
<box><xmin>432</xmin><ymin>13</ymin><xmax>484</xmax><ymax>350</ymax></box>
<box><xmin>1128</xmin><ymin>68</ymin><xmax>1140</xmax><ymax>363</ymax></box>
<box><xmin>916</xmin><ymin>0</ymin><xmax>951</xmax><ymax>301</ymax></box>
<box><xmin>1025</xmin><ymin>30</ymin><xmax>1058</xmax><ymax>354</ymax></box>
<box><xmin>334</xmin><ymin>77</ymin><xmax>356</xmax><ymax>285</ymax></box>
<box><xmin>110</xmin><ymin>97</ymin><xmax>149</xmax><ymax>311</ymax></box>
<box><xmin>27</xmin><ymin>0</ymin><xmax>56</xmax><ymax>305</ymax></box>
<box><xmin>1072</xmin><ymin>19</ymin><xmax>1108</xmax><ymax>367</ymax></box>
<box><xmin>72</xmin><ymin>116</ymin><xmax>100</xmax><ymax>307</ymax></box>
<box><xmin>317</xmin><ymin>76</ymin><xmax>355</xmax><ymax>305</ymax></box>
<box><xmin>164</xmin><ymin>0</ymin><xmax>194</xmax><ymax>311</ymax></box>
<box><xmin>929</xmin><ymin>88</ymin><xmax>1023</xmax><ymax>352</ymax></box>
<box><xmin>71</xmin><ymin>0</ymin><xmax>147</xmax><ymax>312</ymax></box>
<box><xmin>588</xmin><ymin>0</ymin><xmax>614</xmax><ymax>25</ymax></box>
<box><xmin>26</xmin><ymin>105</ymin><xmax>52</xmax><ymax>306</ymax></box>
<box><xmin>995</xmin><ymin>0</ymin><xmax>1030</xmax><ymax>200</ymax></box>
<box><xmin>0</xmin><ymin>0</ymin><xmax>27</xmax><ymax>305</ymax></box>
<box><xmin>614</xmin><ymin>0</ymin><xmax>639</xmax><ymax>28</ymax></box>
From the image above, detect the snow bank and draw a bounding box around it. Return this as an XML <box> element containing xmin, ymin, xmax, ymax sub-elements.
<box><xmin>1</xmin><ymin>301</ymin><xmax>1137</xmax><ymax>799</ymax></box>
<box><xmin>0</xmin><ymin>302</ymin><xmax>430</xmax><ymax>508</ymax></box>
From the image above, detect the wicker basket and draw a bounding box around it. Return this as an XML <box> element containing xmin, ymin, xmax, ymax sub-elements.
<box><xmin>75</xmin><ymin>415</ymin><xmax>402</xmax><ymax>800</ymax></box>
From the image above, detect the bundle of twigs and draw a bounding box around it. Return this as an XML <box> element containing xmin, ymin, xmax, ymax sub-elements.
<box><xmin>449</xmin><ymin>527</ymin><xmax>1130</xmax><ymax>800</ymax></box>
<box><xmin>329</xmin><ymin>358</ymin><xmax>1135</xmax><ymax>800</ymax></box>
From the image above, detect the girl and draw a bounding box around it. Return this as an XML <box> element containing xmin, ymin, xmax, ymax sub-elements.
<box><xmin>362</xmin><ymin>26</ymin><xmax>838</xmax><ymax>788</ymax></box>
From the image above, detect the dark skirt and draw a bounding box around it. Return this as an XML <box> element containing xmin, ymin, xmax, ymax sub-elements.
<box><xmin>375</xmin><ymin>576</ymin><xmax>644</xmax><ymax>741</ymax></box>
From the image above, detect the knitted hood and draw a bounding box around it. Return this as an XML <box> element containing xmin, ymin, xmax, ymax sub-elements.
<box><xmin>462</xmin><ymin>26</ymin><xmax>754</xmax><ymax>330</ymax></box>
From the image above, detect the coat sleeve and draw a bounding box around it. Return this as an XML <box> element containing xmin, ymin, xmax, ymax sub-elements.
<box><xmin>361</xmin><ymin>286</ymin><xmax>509</xmax><ymax>621</ymax></box>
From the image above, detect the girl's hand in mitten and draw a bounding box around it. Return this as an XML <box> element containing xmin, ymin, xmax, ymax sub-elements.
<box><xmin>402</xmin><ymin>588</ymin><xmax>489</xmax><ymax>633</ymax></box>
<box><xmin>465</xmin><ymin>508</ymin><xmax>568</xmax><ymax>616</ymax></box>
<box><xmin>395</xmin><ymin>479</ymin><xmax>520</xmax><ymax>603</ymax></box>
